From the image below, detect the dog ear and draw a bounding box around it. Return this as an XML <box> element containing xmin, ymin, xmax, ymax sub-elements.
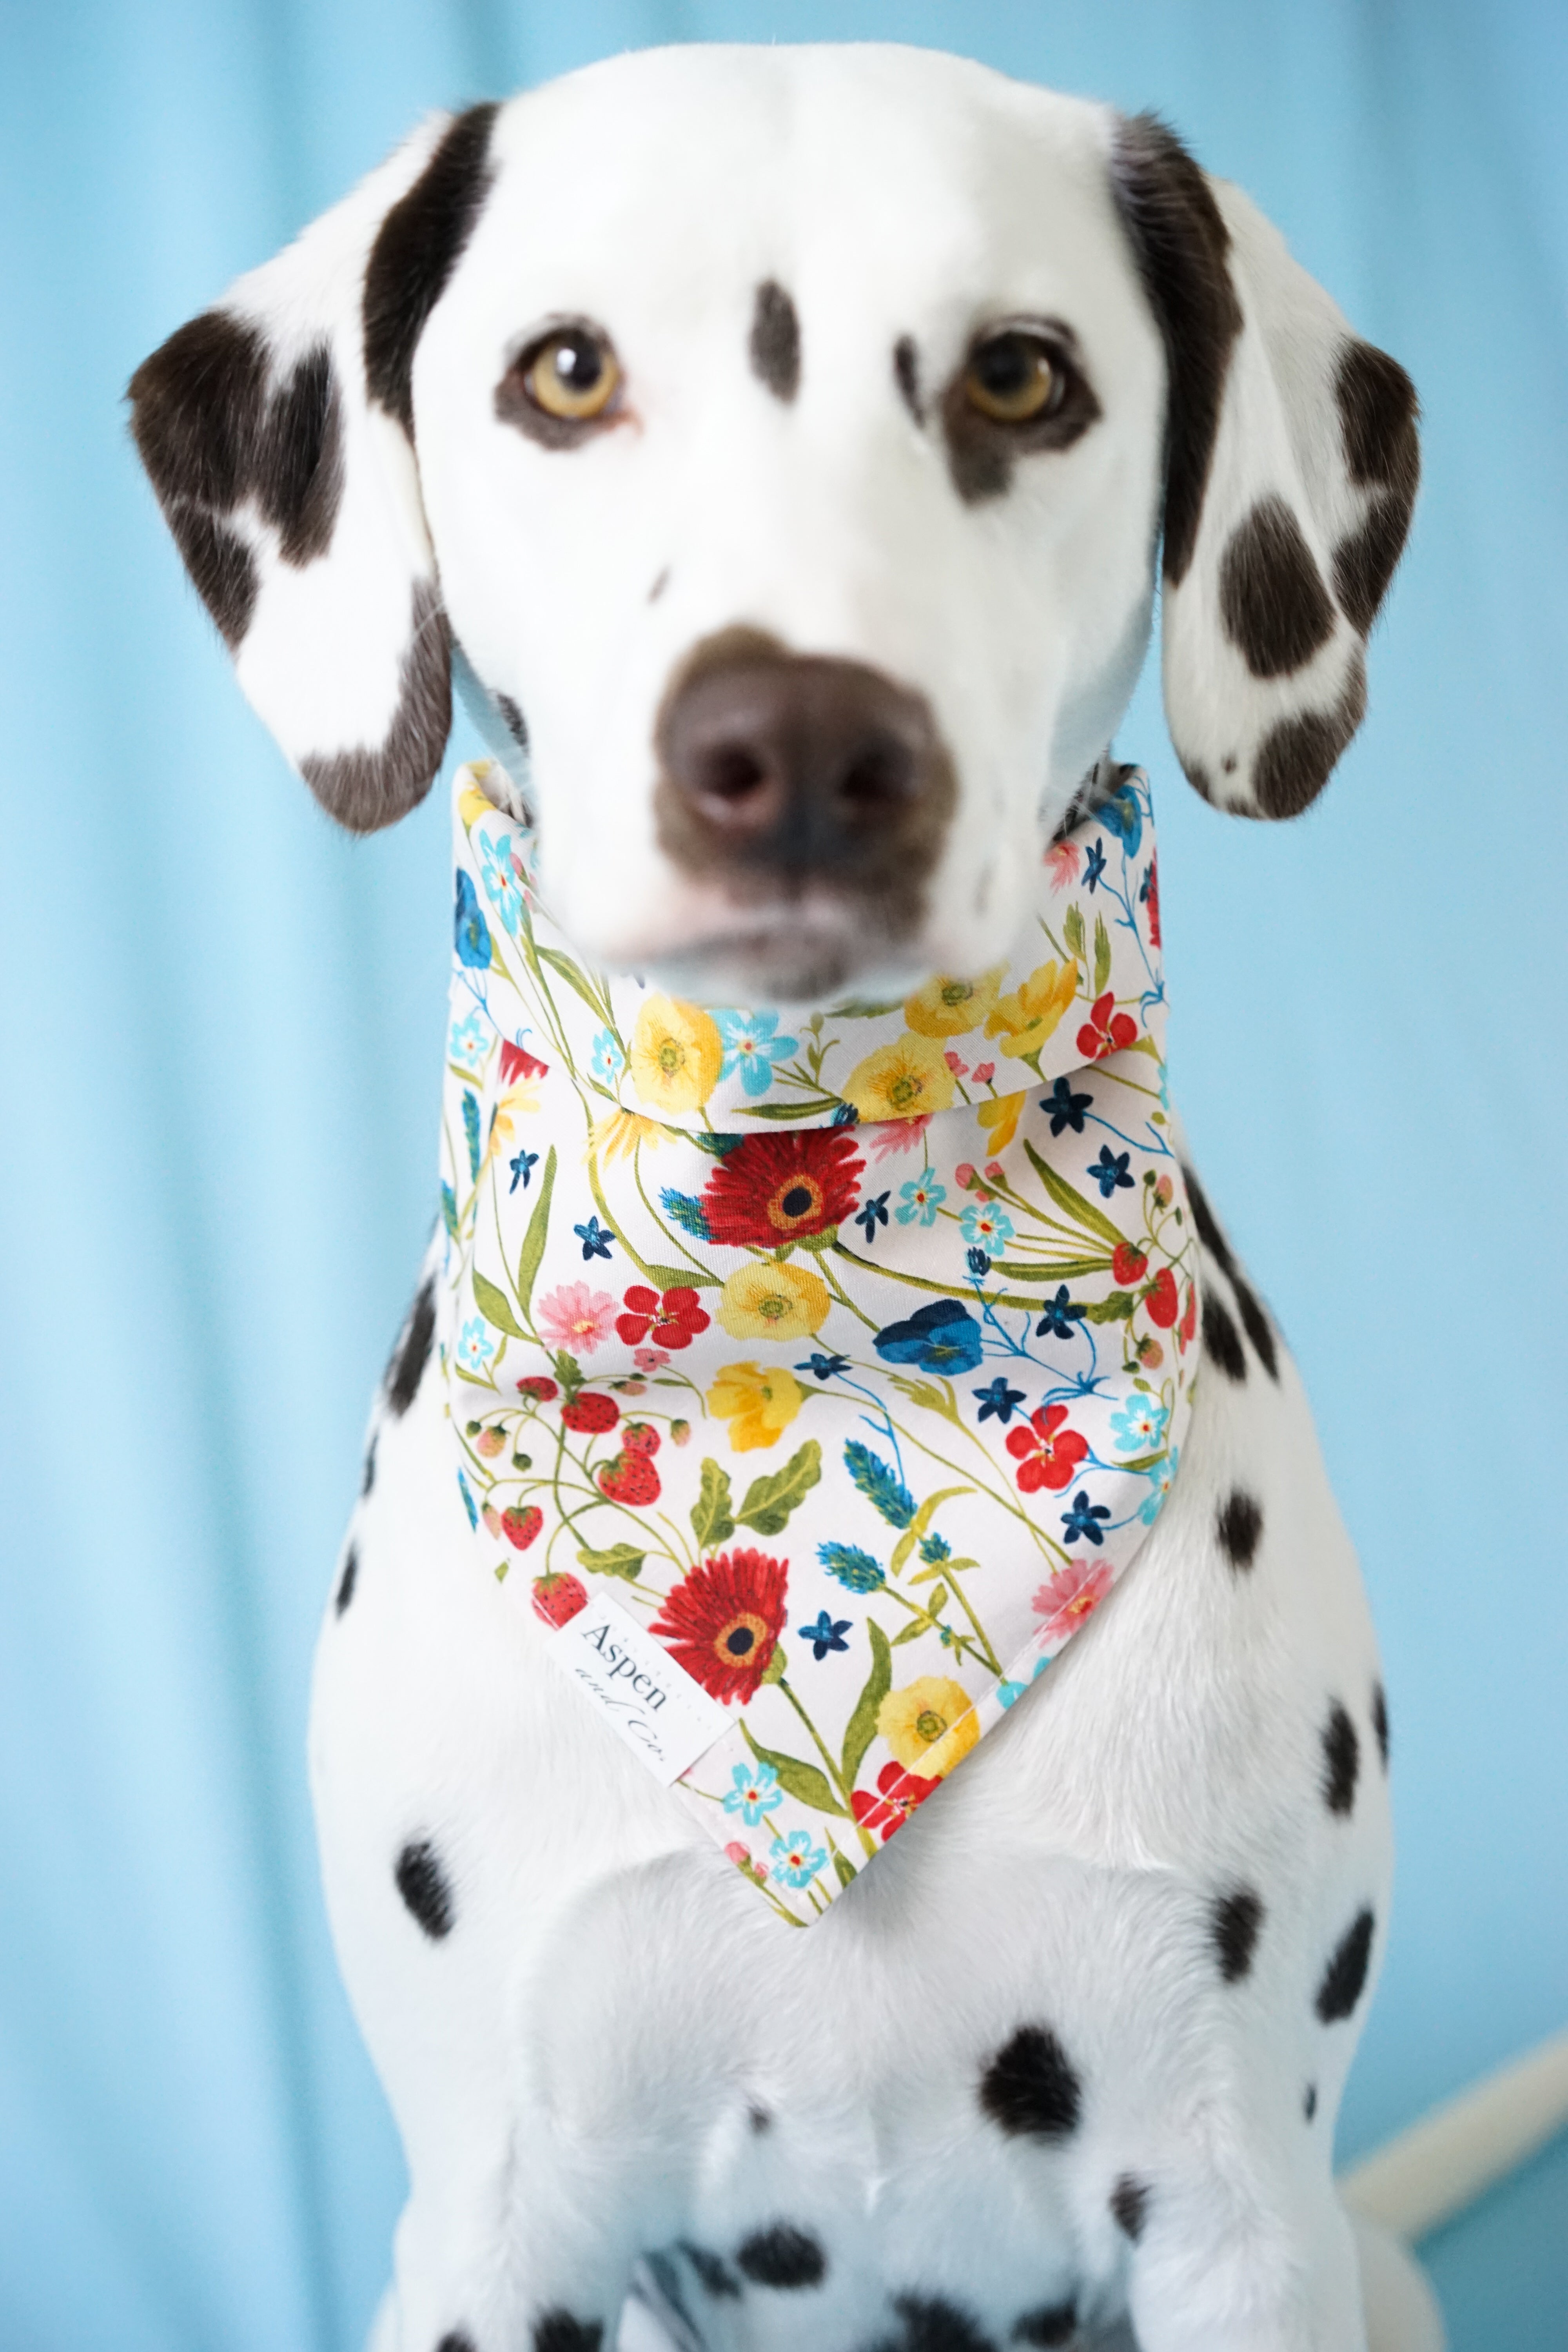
<box><xmin>1111</xmin><ymin>114</ymin><xmax>1419</xmax><ymax>818</ymax></box>
<box><xmin>128</xmin><ymin>104</ymin><xmax>498</xmax><ymax>832</ymax></box>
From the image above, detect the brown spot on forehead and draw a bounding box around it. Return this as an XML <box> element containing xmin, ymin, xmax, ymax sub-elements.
<box><xmin>750</xmin><ymin>280</ymin><xmax>800</xmax><ymax>403</ymax></box>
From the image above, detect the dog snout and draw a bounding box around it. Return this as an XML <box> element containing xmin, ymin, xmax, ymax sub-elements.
<box><xmin>654</xmin><ymin>630</ymin><xmax>955</xmax><ymax>912</ymax></box>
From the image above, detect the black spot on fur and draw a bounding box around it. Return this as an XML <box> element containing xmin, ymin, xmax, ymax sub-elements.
<box><xmin>531</xmin><ymin>2318</ymin><xmax>601</xmax><ymax>2352</ymax></box>
<box><xmin>334</xmin><ymin>1542</ymin><xmax>359</xmax><ymax>1616</ymax></box>
<box><xmin>1202</xmin><ymin>1290</ymin><xmax>1247</xmax><ymax>1383</ymax></box>
<box><xmin>436</xmin><ymin>2336</ymin><xmax>476</xmax><ymax>2352</ymax></box>
<box><xmin>260</xmin><ymin>342</ymin><xmax>344</xmax><ymax>563</ymax></box>
<box><xmin>1219</xmin><ymin>495</ymin><xmax>1336</xmax><ymax>678</ymax></box>
<box><xmin>1252</xmin><ymin>650</ymin><xmax>1367</xmax><ymax>819</ymax></box>
<box><xmin>894</xmin><ymin>336</ymin><xmax>924</xmax><ymax>424</ymax></box>
<box><xmin>1216</xmin><ymin>1488</ymin><xmax>1263</xmax><ymax>1572</ymax></box>
<box><xmin>365</xmin><ymin>105</ymin><xmax>498</xmax><ymax>436</ymax></box>
<box><xmin>1183</xmin><ymin>1168</ymin><xmax>1236</xmax><ymax>1282</ymax></box>
<box><xmin>1211</xmin><ymin>1887</ymin><xmax>1264</xmax><ymax>1982</ymax></box>
<box><xmin>1336</xmin><ymin>339</ymin><xmax>1420</xmax><ymax>500</ymax></box>
<box><xmin>748</xmin><ymin>2103</ymin><xmax>772</xmax><ymax>2132</ymax></box>
<box><xmin>1372</xmin><ymin>1682</ymin><xmax>1389</xmax><ymax>1768</ymax></box>
<box><xmin>1321</xmin><ymin>1702</ymin><xmax>1360</xmax><ymax>1816</ymax></box>
<box><xmin>1229</xmin><ymin>1273</ymin><xmax>1279</xmax><ymax>1379</ymax></box>
<box><xmin>1012</xmin><ymin>2301</ymin><xmax>1076</xmax><ymax>2345</ymax></box>
<box><xmin>979</xmin><ymin>2025</ymin><xmax>1082</xmax><ymax>2141</ymax></box>
<box><xmin>1303</xmin><ymin>2082</ymin><xmax>1318</xmax><ymax>2122</ymax></box>
<box><xmin>164</xmin><ymin>505</ymin><xmax>259</xmax><ymax>646</ymax></box>
<box><xmin>1109</xmin><ymin>114</ymin><xmax>1242</xmax><ymax>586</ymax></box>
<box><xmin>298</xmin><ymin>575</ymin><xmax>452</xmax><ymax>833</ymax></box>
<box><xmin>395</xmin><ymin>1838</ymin><xmax>454</xmax><ymax>1940</ymax></box>
<box><xmin>750</xmin><ymin>281</ymin><xmax>801</xmax><ymax>403</ymax></box>
<box><xmin>1316</xmin><ymin>1906</ymin><xmax>1375</xmax><ymax>2023</ymax></box>
<box><xmin>495</xmin><ymin>693</ymin><xmax>529</xmax><ymax>750</ymax></box>
<box><xmin>387</xmin><ymin>1276</ymin><xmax>437</xmax><ymax>1417</ymax></box>
<box><xmin>941</xmin><ymin>325</ymin><xmax>1101</xmax><ymax>506</ymax></box>
<box><xmin>361</xmin><ymin>1432</ymin><xmax>378</xmax><ymax>1498</ymax></box>
<box><xmin>887</xmin><ymin>2295</ymin><xmax>995</xmax><ymax>2352</ymax></box>
<box><xmin>130</xmin><ymin>309</ymin><xmax>265</xmax><ymax>512</ymax></box>
<box><xmin>681</xmin><ymin>2244</ymin><xmax>740</xmax><ymax>2298</ymax></box>
<box><xmin>1110</xmin><ymin>2176</ymin><xmax>1151</xmax><ymax>2242</ymax></box>
<box><xmin>736</xmin><ymin>2225</ymin><xmax>825</xmax><ymax>2289</ymax></box>
<box><xmin>1334</xmin><ymin>493</ymin><xmax>1413</xmax><ymax>635</ymax></box>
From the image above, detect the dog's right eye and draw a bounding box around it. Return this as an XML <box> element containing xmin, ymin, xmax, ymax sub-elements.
<box><xmin>518</xmin><ymin>328</ymin><xmax>622</xmax><ymax>423</ymax></box>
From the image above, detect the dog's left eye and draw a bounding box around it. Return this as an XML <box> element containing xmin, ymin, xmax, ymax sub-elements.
<box><xmin>963</xmin><ymin>330</ymin><xmax>1065</xmax><ymax>425</ymax></box>
<box><xmin>518</xmin><ymin>328</ymin><xmax>622</xmax><ymax>422</ymax></box>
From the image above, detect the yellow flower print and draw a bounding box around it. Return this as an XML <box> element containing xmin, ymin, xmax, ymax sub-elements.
<box><xmin>842</xmin><ymin>1032</ymin><xmax>957</xmax><ymax>1123</ymax></box>
<box><xmin>706</xmin><ymin>1361</ymin><xmax>804</xmax><ymax>1452</ymax></box>
<box><xmin>480</xmin><ymin>1080</ymin><xmax>542</xmax><ymax>1169</ymax></box>
<box><xmin>589</xmin><ymin>1109</ymin><xmax>667</xmax><ymax>1163</ymax></box>
<box><xmin>985</xmin><ymin>959</ymin><xmax>1079</xmax><ymax>1060</ymax></box>
<box><xmin>628</xmin><ymin>996</ymin><xmax>723</xmax><ymax>1113</ymax></box>
<box><xmin>717</xmin><ymin>1260</ymin><xmax>831</xmax><ymax>1341</ymax></box>
<box><xmin>458</xmin><ymin>764</ymin><xmax>498</xmax><ymax>828</ymax></box>
<box><xmin>903</xmin><ymin>964</ymin><xmax>1006</xmax><ymax>1039</ymax></box>
<box><xmin>877</xmin><ymin>1677</ymin><xmax>980</xmax><ymax>1778</ymax></box>
<box><xmin>976</xmin><ymin>1089</ymin><xmax>1026</xmax><ymax>1156</ymax></box>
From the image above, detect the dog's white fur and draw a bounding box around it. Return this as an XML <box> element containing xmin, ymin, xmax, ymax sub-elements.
<box><xmin>131</xmin><ymin>44</ymin><xmax>1441</xmax><ymax>2352</ymax></box>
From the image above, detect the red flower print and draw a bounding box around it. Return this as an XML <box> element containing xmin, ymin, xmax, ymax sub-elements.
<box><xmin>1178</xmin><ymin>1277</ymin><xmax>1198</xmax><ymax>1352</ymax></box>
<box><xmin>973</xmin><ymin>1062</ymin><xmax>996</xmax><ymax>1085</ymax></box>
<box><xmin>501</xmin><ymin>1504</ymin><xmax>543</xmax><ymax>1550</ymax></box>
<box><xmin>517</xmin><ymin>1375</ymin><xmax>559</xmax><ymax>1403</ymax></box>
<box><xmin>701</xmin><ymin>1129</ymin><xmax>865</xmax><ymax>1247</ymax></box>
<box><xmin>561</xmin><ymin>1391</ymin><xmax>619</xmax><ymax>1434</ymax></box>
<box><xmin>615</xmin><ymin>1284</ymin><xmax>711</xmax><ymax>1351</ymax></box>
<box><xmin>1111</xmin><ymin>1243</ymin><xmax>1149</xmax><ymax>1286</ymax></box>
<box><xmin>1005</xmin><ymin>1404</ymin><xmax>1089</xmax><ymax>1494</ymax></box>
<box><xmin>1031</xmin><ymin>1557</ymin><xmax>1112</xmax><ymax>1646</ymax></box>
<box><xmin>851</xmin><ymin>1760</ymin><xmax>940</xmax><ymax>1844</ymax></box>
<box><xmin>944</xmin><ymin>1051</ymin><xmax>968</xmax><ymax>1076</ymax></box>
<box><xmin>1144</xmin><ymin>1267</ymin><xmax>1179</xmax><ymax>1328</ymax></box>
<box><xmin>531</xmin><ymin>1569</ymin><xmax>585</xmax><ymax>1626</ymax></box>
<box><xmin>1076</xmin><ymin>991</ymin><xmax>1138</xmax><ymax>1062</ymax></box>
<box><xmin>499</xmin><ymin>1039</ymin><xmax>548</xmax><ymax>1086</ymax></box>
<box><xmin>1144</xmin><ymin>855</ymin><xmax>1161</xmax><ymax>947</ymax></box>
<box><xmin>648</xmin><ymin>1548</ymin><xmax>789</xmax><ymax>1704</ymax></box>
<box><xmin>597</xmin><ymin>1451</ymin><xmax>661</xmax><ymax>1505</ymax></box>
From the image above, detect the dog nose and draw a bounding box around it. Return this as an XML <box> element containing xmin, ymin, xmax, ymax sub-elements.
<box><xmin>655</xmin><ymin>630</ymin><xmax>953</xmax><ymax>894</ymax></box>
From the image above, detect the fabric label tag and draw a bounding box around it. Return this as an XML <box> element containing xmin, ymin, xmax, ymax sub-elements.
<box><xmin>548</xmin><ymin>1591</ymin><xmax>729</xmax><ymax>1784</ymax></box>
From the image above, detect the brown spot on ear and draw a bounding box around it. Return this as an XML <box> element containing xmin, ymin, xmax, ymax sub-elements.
<box><xmin>1336</xmin><ymin>339</ymin><xmax>1420</xmax><ymax>496</ymax></box>
<box><xmin>299</xmin><ymin>579</ymin><xmax>451</xmax><ymax>830</ymax></box>
<box><xmin>750</xmin><ymin>281</ymin><xmax>800</xmax><ymax>402</ymax></box>
<box><xmin>129</xmin><ymin>309</ymin><xmax>267</xmax><ymax>641</ymax></box>
<box><xmin>259</xmin><ymin>342</ymin><xmax>343</xmax><ymax>564</ymax></box>
<box><xmin>163</xmin><ymin>506</ymin><xmax>258</xmax><ymax>646</ymax></box>
<box><xmin>1219</xmin><ymin>495</ymin><xmax>1336</xmax><ymax>678</ymax></box>
<box><xmin>364</xmin><ymin>104</ymin><xmax>498</xmax><ymax>437</ymax></box>
<box><xmin>1333</xmin><ymin>491</ymin><xmax>1412</xmax><ymax>634</ymax></box>
<box><xmin>1110</xmin><ymin>114</ymin><xmax>1242</xmax><ymax>586</ymax></box>
<box><xmin>1251</xmin><ymin>648</ymin><xmax>1366</xmax><ymax>817</ymax></box>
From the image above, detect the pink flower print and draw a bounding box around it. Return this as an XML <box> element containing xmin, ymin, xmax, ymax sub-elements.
<box><xmin>537</xmin><ymin>1282</ymin><xmax>617</xmax><ymax>1354</ymax></box>
<box><xmin>972</xmin><ymin>1062</ymin><xmax>996</xmax><ymax>1085</ymax></box>
<box><xmin>1032</xmin><ymin>1557</ymin><xmax>1113</xmax><ymax>1646</ymax></box>
<box><xmin>868</xmin><ymin>1114</ymin><xmax>932</xmax><ymax>1161</ymax></box>
<box><xmin>1045</xmin><ymin>839</ymin><xmax>1082</xmax><ymax>890</ymax></box>
<box><xmin>633</xmin><ymin>1347</ymin><xmax>670</xmax><ymax>1373</ymax></box>
<box><xmin>944</xmin><ymin>1051</ymin><xmax>969</xmax><ymax>1076</ymax></box>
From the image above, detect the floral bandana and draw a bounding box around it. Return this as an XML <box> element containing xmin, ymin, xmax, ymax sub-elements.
<box><xmin>437</xmin><ymin>760</ymin><xmax>1197</xmax><ymax>1925</ymax></box>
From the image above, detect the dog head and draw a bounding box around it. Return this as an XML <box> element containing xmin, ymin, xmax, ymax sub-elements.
<box><xmin>130</xmin><ymin>45</ymin><xmax>1417</xmax><ymax>1002</ymax></box>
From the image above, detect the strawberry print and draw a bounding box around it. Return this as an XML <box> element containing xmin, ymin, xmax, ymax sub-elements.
<box><xmin>531</xmin><ymin>1569</ymin><xmax>586</xmax><ymax>1627</ymax></box>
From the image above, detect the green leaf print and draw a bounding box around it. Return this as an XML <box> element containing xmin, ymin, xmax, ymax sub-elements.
<box><xmin>991</xmin><ymin>1255</ymin><xmax>1112</xmax><ymax>1284</ymax></box>
<box><xmin>1079</xmin><ymin>1291</ymin><xmax>1137</xmax><ymax>1324</ymax></box>
<box><xmin>1023</xmin><ymin>1137</ymin><xmax>1130</xmax><ymax>1248</ymax></box>
<box><xmin>1063</xmin><ymin>903</ymin><xmax>1086</xmax><ymax>964</ymax></box>
<box><xmin>576</xmin><ymin>1542</ymin><xmax>646</xmax><ymax>1580</ymax></box>
<box><xmin>831</xmin><ymin>1847</ymin><xmax>858</xmax><ymax>1890</ymax></box>
<box><xmin>471</xmin><ymin>1272</ymin><xmax>526</xmax><ymax>1341</ymax></box>
<box><xmin>645</xmin><ymin>1263</ymin><xmax>721</xmax><ymax>1289</ymax></box>
<box><xmin>535</xmin><ymin>944</ymin><xmax>612</xmax><ymax>1023</ymax></box>
<box><xmin>691</xmin><ymin>1459</ymin><xmax>736</xmax><ymax>1552</ymax></box>
<box><xmin>736</xmin><ymin>1439</ymin><xmax>823</xmax><ymax>1536</ymax></box>
<box><xmin>1093</xmin><ymin>913</ymin><xmax>1112</xmax><ymax>997</ymax></box>
<box><xmin>740</xmin><ymin>1721</ymin><xmax>848</xmax><ymax>1818</ymax></box>
<box><xmin>840</xmin><ymin>1620</ymin><xmax>893</xmax><ymax>1789</ymax></box>
<box><xmin>889</xmin><ymin>1485</ymin><xmax>971</xmax><ymax>1577</ymax></box>
<box><xmin>515</xmin><ymin>1145</ymin><xmax>557</xmax><ymax>1312</ymax></box>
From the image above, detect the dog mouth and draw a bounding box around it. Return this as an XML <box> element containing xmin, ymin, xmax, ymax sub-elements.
<box><xmin>632</xmin><ymin>912</ymin><xmax>933</xmax><ymax>1008</ymax></box>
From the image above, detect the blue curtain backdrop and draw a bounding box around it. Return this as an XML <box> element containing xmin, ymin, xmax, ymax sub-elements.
<box><xmin>1</xmin><ymin>3</ymin><xmax>1564</xmax><ymax>2346</ymax></box>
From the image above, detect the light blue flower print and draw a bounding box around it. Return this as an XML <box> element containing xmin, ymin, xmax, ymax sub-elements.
<box><xmin>1140</xmin><ymin>1445</ymin><xmax>1180</xmax><ymax>1523</ymax></box>
<box><xmin>960</xmin><ymin>1201</ymin><xmax>1014</xmax><ymax>1250</ymax></box>
<box><xmin>715</xmin><ymin>1009</ymin><xmax>799</xmax><ymax>1096</ymax></box>
<box><xmin>590</xmin><ymin>1027</ymin><xmax>626</xmax><ymax>1089</ymax></box>
<box><xmin>768</xmin><ymin>1828</ymin><xmax>828</xmax><ymax>1888</ymax></box>
<box><xmin>722</xmin><ymin>1760</ymin><xmax>785</xmax><ymax>1827</ymax></box>
<box><xmin>477</xmin><ymin>831</ymin><xmax>524</xmax><ymax>934</ymax></box>
<box><xmin>895</xmin><ymin>1175</ymin><xmax>946</xmax><ymax>1227</ymax></box>
<box><xmin>456</xmin><ymin>1316</ymin><xmax>496</xmax><ymax>1375</ymax></box>
<box><xmin>448</xmin><ymin>1010</ymin><xmax>488</xmax><ymax>1074</ymax></box>
<box><xmin>1109</xmin><ymin>1394</ymin><xmax>1170</xmax><ymax>1455</ymax></box>
<box><xmin>997</xmin><ymin>1657</ymin><xmax>1050</xmax><ymax>1708</ymax></box>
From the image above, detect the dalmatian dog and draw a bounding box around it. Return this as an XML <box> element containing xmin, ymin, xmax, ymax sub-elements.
<box><xmin>129</xmin><ymin>43</ymin><xmax>1435</xmax><ymax>2352</ymax></box>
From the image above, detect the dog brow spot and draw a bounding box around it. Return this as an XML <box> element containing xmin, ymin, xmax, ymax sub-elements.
<box><xmin>750</xmin><ymin>281</ymin><xmax>800</xmax><ymax>403</ymax></box>
<box><xmin>1316</xmin><ymin>1906</ymin><xmax>1375</xmax><ymax>2023</ymax></box>
<box><xmin>335</xmin><ymin>1542</ymin><xmax>359</xmax><ymax>1616</ymax></box>
<box><xmin>1321</xmin><ymin>1701</ymin><xmax>1360</xmax><ymax>1816</ymax></box>
<box><xmin>1012</xmin><ymin>2303</ymin><xmax>1076</xmax><ymax>2347</ymax></box>
<box><xmin>979</xmin><ymin>2024</ymin><xmax>1082</xmax><ymax>2140</ymax></box>
<box><xmin>1216</xmin><ymin>1488</ymin><xmax>1263</xmax><ymax>1571</ymax></box>
<box><xmin>893</xmin><ymin>336</ymin><xmax>924</xmax><ymax>423</ymax></box>
<box><xmin>1219</xmin><ymin>496</ymin><xmax>1336</xmax><ymax>679</ymax></box>
<box><xmin>735</xmin><ymin>2225</ymin><xmax>825</xmax><ymax>2288</ymax></box>
<box><xmin>1202</xmin><ymin>1290</ymin><xmax>1247</xmax><ymax>1383</ymax></box>
<box><xmin>1211</xmin><ymin>1887</ymin><xmax>1264</xmax><ymax>1981</ymax></box>
<box><xmin>395</xmin><ymin>1838</ymin><xmax>454</xmax><ymax>1940</ymax></box>
<box><xmin>1110</xmin><ymin>2175</ymin><xmax>1151</xmax><ymax>2241</ymax></box>
<box><xmin>387</xmin><ymin>1276</ymin><xmax>437</xmax><ymax>1417</ymax></box>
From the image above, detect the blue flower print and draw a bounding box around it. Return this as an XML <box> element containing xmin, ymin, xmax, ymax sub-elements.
<box><xmin>1035</xmin><ymin>1285</ymin><xmax>1085</xmax><ymax>1341</ymax></box>
<box><xmin>997</xmin><ymin>1658</ymin><xmax>1050</xmax><ymax>1709</ymax></box>
<box><xmin>974</xmin><ymin>1376</ymin><xmax>1027</xmax><ymax>1424</ymax></box>
<box><xmin>573</xmin><ymin>1215</ymin><xmax>615</xmax><ymax>1261</ymax></box>
<box><xmin>819</xmin><ymin>1541</ymin><xmax>886</xmax><ymax>1593</ymax></box>
<box><xmin>455</xmin><ymin>869</ymin><xmax>492</xmax><ymax>969</ymax></box>
<box><xmin>478</xmin><ymin>831</ymin><xmax>524</xmax><ymax>933</ymax></box>
<box><xmin>722</xmin><ymin>1760</ymin><xmax>784</xmax><ymax>1827</ymax></box>
<box><xmin>960</xmin><ymin>1201</ymin><xmax>1014</xmax><ymax>1251</ymax></box>
<box><xmin>448</xmin><ymin>1011</ymin><xmax>488</xmax><ymax>1074</ymax></box>
<box><xmin>967</xmin><ymin>1247</ymin><xmax>991</xmax><ymax>1278</ymax></box>
<box><xmin>661</xmin><ymin>1189</ymin><xmax>711</xmax><ymax>1241</ymax></box>
<box><xmin>462</xmin><ymin>1090</ymin><xmax>482</xmax><ymax>1180</ymax></box>
<box><xmin>1062</xmin><ymin>1490</ymin><xmax>1111</xmax><ymax>1546</ymax></box>
<box><xmin>590</xmin><ymin>1027</ymin><xmax>626</xmax><ymax>1088</ymax></box>
<box><xmin>896</xmin><ymin>1175</ymin><xmax>947</xmax><ymax>1227</ymax></box>
<box><xmin>843</xmin><ymin>1442</ymin><xmax>916</xmax><ymax>1530</ymax></box>
<box><xmin>799</xmin><ymin>1610</ymin><xmax>852</xmax><ymax>1661</ymax></box>
<box><xmin>918</xmin><ymin>1532</ymin><xmax>951</xmax><ymax>1566</ymax></box>
<box><xmin>457</xmin><ymin>1468</ymin><xmax>479</xmax><ymax>1530</ymax></box>
<box><xmin>874</xmin><ymin>1298</ymin><xmax>984</xmax><ymax>1374</ymax></box>
<box><xmin>831</xmin><ymin>1101</ymin><xmax>860</xmax><ymax>1127</ymax></box>
<box><xmin>1098</xmin><ymin>781</ymin><xmax>1144</xmax><ymax>858</ymax></box>
<box><xmin>440</xmin><ymin>1182</ymin><xmax>460</xmax><ymax>1241</ymax></box>
<box><xmin>1042</xmin><ymin>1076</ymin><xmax>1094</xmax><ymax>1136</ymax></box>
<box><xmin>769</xmin><ymin>1829</ymin><xmax>828</xmax><ymax>1888</ymax></box>
<box><xmin>456</xmin><ymin>1317</ymin><xmax>496</xmax><ymax>1375</ymax></box>
<box><xmin>715</xmin><ymin>1009</ymin><xmax>799</xmax><ymax>1096</ymax></box>
<box><xmin>508</xmin><ymin>1147</ymin><xmax>539</xmax><ymax>1195</ymax></box>
<box><xmin>855</xmin><ymin>1190</ymin><xmax>890</xmax><ymax>1242</ymax></box>
<box><xmin>1083</xmin><ymin>839</ymin><xmax>1107</xmax><ymax>893</ymax></box>
<box><xmin>1089</xmin><ymin>1145</ymin><xmax>1134</xmax><ymax>1198</ymax></box>
<box><xmin>1109</xmin><ymin>1394</ymin><xmax>1169</xmax><ymax>1454</ymax></box>
<box><xmin>1139</xmin><ymin>1445</ymin><xmax>1180</xmax><ymax>1524</ymax></box>
<box><xmin>798</xmin><ymin>1352</ymin><xmax>850</xmax><ymax>1381</ymax></box>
